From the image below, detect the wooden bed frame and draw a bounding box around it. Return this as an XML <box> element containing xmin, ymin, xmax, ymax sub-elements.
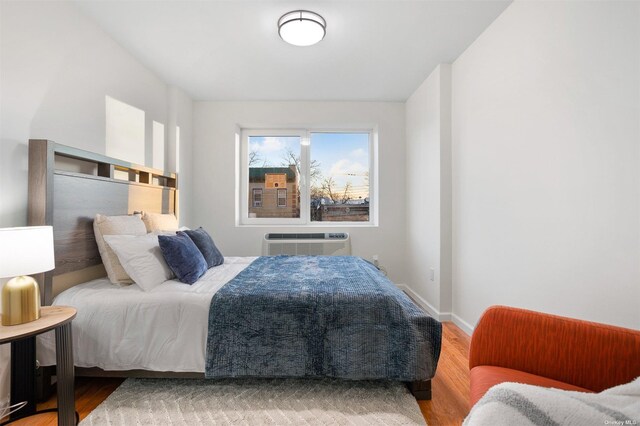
<box><xmin>27</xmin><ymin>139</ymin><xmax>183</xmax><ymax>397</ymax></box>
<box><xmin>28</xmin><ymin>139</ymin><xmax>177</xmax><ymax>306</ymax></box>
<box><xmin>27</xmin><ymin>139</ymin><xmax>431</xmax><ymax>400</ymax></box>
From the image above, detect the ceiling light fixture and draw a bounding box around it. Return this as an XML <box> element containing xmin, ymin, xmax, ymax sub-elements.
<box><xmin>278</xmin><ymin>10</ymin><xmax>326</xmax><ymax>47</ymax></box>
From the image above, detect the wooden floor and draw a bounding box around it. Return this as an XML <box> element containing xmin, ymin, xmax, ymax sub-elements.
<box><xmin>418</xmin><ymin>322</ymin><xmax>471</xmax><ymax>425</ymax></box>
<box><xmin>7</xmin><ymin>322</ymin><xmax>470</xmax><ymax>425</ymax></box>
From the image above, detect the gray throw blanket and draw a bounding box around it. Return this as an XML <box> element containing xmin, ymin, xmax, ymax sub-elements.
<box><xmin>464</xmin><ymin>378</ymin><xmax>640</xmax><ymax>426</ymax></box>
<box><xmin>205</xmin><ymin>256</ymin><xmax>442</xmax><ymax>381</ymax></box>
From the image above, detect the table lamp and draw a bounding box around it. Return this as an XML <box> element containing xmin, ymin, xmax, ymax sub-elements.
<box><xmin>0</xmin><ymin>226</ymin><xmax>55</xmax><ymax>326</ymax></box>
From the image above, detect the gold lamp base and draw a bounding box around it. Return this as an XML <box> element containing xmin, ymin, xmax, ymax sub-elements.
<box><xmin>1</xmin><ymin>275</ymin><xmax>41</xmax><ymax>326</ymax></box>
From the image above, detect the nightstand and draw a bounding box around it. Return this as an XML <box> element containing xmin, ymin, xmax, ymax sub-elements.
<box><xmin>0</xmin><ymin>306</ymin><xmax>77</xmax><ymax>425</ymax></box>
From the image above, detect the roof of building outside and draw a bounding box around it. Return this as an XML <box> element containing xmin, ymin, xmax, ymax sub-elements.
<box><xmin>249</xmin><ymin>166</ymin><xmax>297</xmax><ymax>181</ymax></box>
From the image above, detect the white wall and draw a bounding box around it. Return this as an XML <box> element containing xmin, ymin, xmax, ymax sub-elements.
<box><xmin>0</xmin><ymin>0</ymin><xmax>192</xmax><ymax>408</ymax></box>
<box><xmin>405</xmin><ymin>65</ymin><xmax>453</xmax><ymax>317</ymax></box>
<box><xmin>192</xmin><ymin>102</ymin><xmax>407</xmax><ymax>283</ymax></box>
<box><xmin>451</xmin><ymin>1</ymin><xmax>640</xmax><ymax>331</ymax></box>
<box><xmin>0</xmin><ymin>0</ymin><xmax>171</xmax><ymax>228</ymax></box>
<box><xmin>167</xmin><ymin>86</ymin><xmax>194</xmax><ymax>227</ymax></box>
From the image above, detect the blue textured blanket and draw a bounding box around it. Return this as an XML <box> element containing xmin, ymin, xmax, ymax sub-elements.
<box><xmin>205</xmin><ymin>256</ymin><xmax>441</xmax><ymax>381</ymax></box>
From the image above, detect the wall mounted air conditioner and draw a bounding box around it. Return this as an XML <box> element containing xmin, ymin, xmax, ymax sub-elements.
<box><xmin>262</xmin><ymin>233</ymin><xmax>351</xmax><ymax>256</ymax></box>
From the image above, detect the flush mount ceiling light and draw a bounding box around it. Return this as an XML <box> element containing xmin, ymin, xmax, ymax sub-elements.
<box><xmin>278</xmin><ymin>10</ymin><xmax>326</xmax><ymax>47</ymax></box>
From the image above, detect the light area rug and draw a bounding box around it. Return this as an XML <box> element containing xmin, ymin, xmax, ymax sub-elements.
<box><xmin>80</xmin><ymin>378</ymin><xmax>427</xmax><ymax>425</ymax></box>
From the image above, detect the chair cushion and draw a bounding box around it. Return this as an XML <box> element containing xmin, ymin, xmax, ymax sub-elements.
<box><xmin>470</xmin><ymin>365</ymin><xmax>593</xmax><ymax>407</ymax></box>
<box><xmin>469</xmin><ymin>305</ymin><xmax>640</xmax><ymax>393</ymax></box>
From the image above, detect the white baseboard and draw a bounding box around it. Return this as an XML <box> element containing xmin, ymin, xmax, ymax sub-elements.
<box><xmin>396</xmin><ymin>283</ymin><xmax>473</xmax><ymax>335</ymax></box>
<box><xmin>451</xmin><ymin>313</ymin><xmax>475</xmax><ymax>335</ymax></box>
<box><xmin>396</xmin><ymin>284</ymin><xmax>451</xmax><ymax>321</ymax></box>
<box><xmin>396</xmin><ymin>283</ymin><xmax>437</xmax><ymax>317</ymax></box>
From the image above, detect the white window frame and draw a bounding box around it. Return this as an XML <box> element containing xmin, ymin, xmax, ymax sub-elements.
<box><xmin>277</xmin><ymin>188</ymin><xmax>287</xmax><ymax>207</ymax></box>
<box><xmin>239</xmin><ymin>128</ymin><xmax>377</xmax><ymax>226</ymax></box>
<box><xmin>252</xmin><ymin>188</ymin><xmax>263</xmax><ymax>207</ymax></box>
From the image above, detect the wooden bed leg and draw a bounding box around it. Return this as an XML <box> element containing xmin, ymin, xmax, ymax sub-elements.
<box><xmin>407</xmin><ymin>379</ymin><xmax>432</xmax><ymax>400</ymax></box>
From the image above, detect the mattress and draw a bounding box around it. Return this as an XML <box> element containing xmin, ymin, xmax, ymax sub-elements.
<box><xmin>37</xmin><ymin>257</ymin><xmax>256</xmax><ymax>372</ymax></box>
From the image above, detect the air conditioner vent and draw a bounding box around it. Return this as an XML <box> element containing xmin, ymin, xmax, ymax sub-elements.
<box><xmin>265</xmin><ymin>233</ymin><xmax>348</xmax><ymax>240</ymax></box>
<box><xmin>266</xmin><ymin>233</ymin><xmax>326</xmax><ymax>240</ymax></box>
<box><xmin>263</xmin><ymin>233</ymin><xmax>351</xmax><ymax>256</ymax></box>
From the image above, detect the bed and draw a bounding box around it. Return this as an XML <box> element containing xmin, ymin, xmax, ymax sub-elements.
<box><xmin>37</xmin><ymin>257</ymin><xmax>256</xmax><ymax>372</ymax></box>
<box><xmin>28</xmin><ymin>139</ymin><xmax>442</xmax><ymax>399</ymax></box>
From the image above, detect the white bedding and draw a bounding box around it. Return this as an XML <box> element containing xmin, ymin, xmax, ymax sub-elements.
<box><xmin>37</xmin><ymin>257</ymin><xmax>256</xmax><ymax>372</ymax></box>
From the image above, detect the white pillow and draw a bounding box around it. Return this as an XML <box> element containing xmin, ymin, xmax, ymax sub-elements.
<box><xmin>104</xmin><ymin>233</ymin><xmax>174</xmax><ymax>292</ymax></box>
<box><xmin>141</xmin><ymin>212</ymin><xmax>179</xmax><ymax>233</ymax></box>
<box><xmin>93</xmin><ymin>214</ymin><xmax>146</xmax><ymax>285</ymax></box>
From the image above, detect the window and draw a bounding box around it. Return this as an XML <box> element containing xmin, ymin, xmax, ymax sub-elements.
<box><xmin>245</xmin><ymin>133</ymin><xmax>301</xmax><ymax>220</ymax></box>
<box><xmin>252</xmin><ymin>188</ymin><xmax>263</xmax><ymax>207</ymax></box>
<box><xmin>277</xmin><ymin>188</ymin><xmax>287</xmax><ymax>207</ymax></box>
<box><xmin>240</xmin><ymin>129</ymin><xmax>375</xmax><ymax>225</ymax></box>
<box><xmin>309</xmin><ymin>132</ymin><xmax>370</xmax><ymax>223</ymax></box>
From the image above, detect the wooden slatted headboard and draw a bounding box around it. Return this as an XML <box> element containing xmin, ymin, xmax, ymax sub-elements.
<box><xmin>27</xmin><ymin>139</ymin><xmax>178</xmax><ymax>305</ymax></box>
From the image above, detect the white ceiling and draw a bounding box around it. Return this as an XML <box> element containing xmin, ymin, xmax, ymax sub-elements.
<box><xmin>75</xmin><ymin>0</ymin><xmax>511</xmax><ymax>101</ymax></box>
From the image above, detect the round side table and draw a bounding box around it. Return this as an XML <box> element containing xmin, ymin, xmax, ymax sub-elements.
<box><xmin>0</xmin><ymin>306</ymin><xmax>77</xmax><ymax>426</ymax></box>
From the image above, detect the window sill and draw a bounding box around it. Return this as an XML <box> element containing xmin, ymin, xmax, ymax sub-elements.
<box><xmin>236</xmin><ymin>222</ymin><xmax>378</xmax><ymax>228</ymax></box>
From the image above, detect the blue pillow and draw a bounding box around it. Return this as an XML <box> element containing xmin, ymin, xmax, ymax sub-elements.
<box><xmin>184</xmin><ymin>227</ymin><xmax>224</xmax><ymax>268</ymax></box>
<box><xmin>158</xmin><ymin>232</ymin><xmax>207</xmax><ymax>284</ymax></box>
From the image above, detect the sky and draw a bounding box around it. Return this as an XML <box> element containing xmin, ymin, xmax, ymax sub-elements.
<box><xmin>249</xmin><ymin>133</ymin><xmax>370</xmax><ymax>199</ymax></box>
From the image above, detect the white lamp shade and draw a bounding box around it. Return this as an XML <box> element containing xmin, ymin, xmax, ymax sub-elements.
<box><xmin>0</xmin><ymin>226</ymin><xmax>55</xmax><ymax>278</ymax></box>
<box><xmin>278</xmin><ymin>10</ymin><xmax>326</xmax><ymax>47</ymax></box>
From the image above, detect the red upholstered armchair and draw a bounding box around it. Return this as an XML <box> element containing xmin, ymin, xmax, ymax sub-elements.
<box><xmin>468</xmin><ymin>305</ymin><xmax>640</xmax><ymax>407</ymax></box>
